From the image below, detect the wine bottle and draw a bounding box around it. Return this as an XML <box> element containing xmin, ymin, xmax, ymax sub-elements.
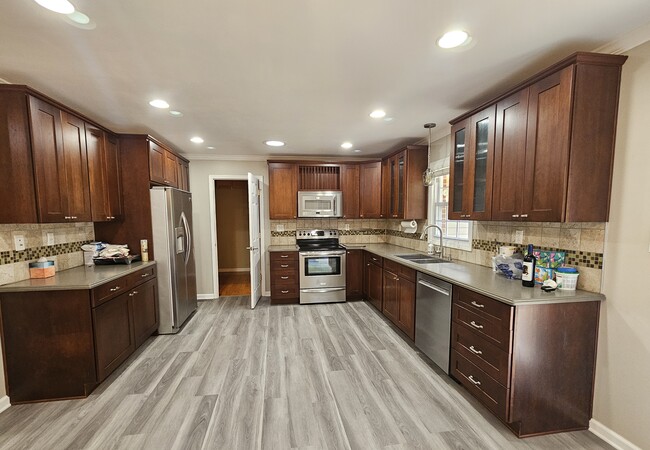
<box><xmin>522</xmin><ymin>244</ymin><xmax>536</xmax><ymax>287</ymax></box>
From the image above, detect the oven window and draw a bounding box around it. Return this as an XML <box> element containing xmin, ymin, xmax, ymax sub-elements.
<box><xmin>304</xmin><ymin>256</ymin><xmax>341</xmax><ymax>276</ymax></box>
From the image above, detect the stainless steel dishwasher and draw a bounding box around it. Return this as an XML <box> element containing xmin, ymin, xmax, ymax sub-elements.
<box><xmin>415</xmin><ymin>272</ymin><xmax>452</xmax><ymax>374</ymax></box>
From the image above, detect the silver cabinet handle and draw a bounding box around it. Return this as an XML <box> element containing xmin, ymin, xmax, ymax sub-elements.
<box><xmin>468</xmin><ymin>375</ymin><xmax>481</xmax><ymax>386</ymax></box>
<box><xmin>471</xmin><ymin>301</ymin><xmax>484</xmax><ymax>308</ymax></box>
<box><xmin>470</xmin><ymin>320</ymin><xmax>484</xmax><ymax>329</ymax></box>
<box><xmin>280</xmin><ymin>255</ymin><xmax>288</xmax><ymax>258</ymax></box>
<box><xmin>109</xmin><ymin>286</ymin><xmax>120</xmax><ymax>292</ymax></box>
<box><xmin>280</xmin><ymin>264</ymin><xmax>289</xmax><ymax>268</ymax></box>
<box><xmin>141</xmin><ymin>273</ymin><xmax>150</xmax><ymax>278</ymax></box>
<box><xmin>64</xmin><ymin>216</ymin><xmax>71</xmax><ymax>220</ymax></box>
<box><xmin>512</xmin><ymin>214</ymin><xmax>519</xmax><ymax>218</ymax></box>
<box><xmin>281</xmin><ymin>290</ymin><xmax>289</xmax><ymax>294</ymax></box>
<box><xmin>71</xmin><ymin>216</ymin><xmax>77</xmax><ymax>219</ymax></box>
<box><xmin>469</xmin><ymin>345</ymin><xmax>483</xmax><ymax>355</ymax></box>
<box><xmin>520</xmin><ymin>214</ymin><xmax>528</xmax><ymax>218</ymax></box>
<box><xmin>106</xmin><ymin>216</ymin><xmax>112</xmax><ymax>220</ymax></box>
<box><xmin>129</xmin><ymin>290</ymin><xmax>138</xmax><ymax>297</ymax></box>
<box><xmin>280</xmin><ymin>276</ymin><xmax>289</xmax><ymax>280</ymax></box>
<box><xmin>246</xmin><ymin>246</ymin><xmax>258</xmax><ymax>250</ymax></box>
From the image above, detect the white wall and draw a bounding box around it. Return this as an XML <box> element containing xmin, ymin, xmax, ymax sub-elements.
<box><xmin>593</xmin><ymin>39</ymin><xmax>650</xmax><ymax>449</ymax></box>
<box><xmin>188</xmin><ymin>159</ymin><xmax>270</xmax><ymax>297</ymax></box>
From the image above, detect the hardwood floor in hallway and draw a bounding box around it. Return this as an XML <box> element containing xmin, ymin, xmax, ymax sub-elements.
<box><xmin>219</xmin><ymin>272</ymin><xmax>251</xmax><ymax>296</ymax></box>
<box><xmin>0</xmin><ymin>298</ymin><xmax>613</xmax><ymax>450</ymax></box>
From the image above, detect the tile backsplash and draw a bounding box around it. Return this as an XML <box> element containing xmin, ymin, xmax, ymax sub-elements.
<box><xmin>0</xmin><ymin>223</ymin><xmax>94</xmax><ymax>285</ymax></box>
<box><xmin>270</xmin><ymin>219</ymin><xmax>607</xmax><ymax>293</ymax></box>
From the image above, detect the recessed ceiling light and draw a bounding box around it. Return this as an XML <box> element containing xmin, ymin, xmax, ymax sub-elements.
<box><xmin>190</xmin><ymin>137</ymin><xmax>204</xmax><ymax>144</ymax></box>
<box><xmin>149</xmin><ymin>99</ymin><xmax>169</xmax><ymax>109</ymax></box>
<box><xmin>34</xmin><ymin>0</ymin><xmax>75</xmax><ymax>14</ymax></box>
<box><xmin>353</xmin><ymin>149</ymin><xmax>362</xmax><ymax>153</ymax></box>
<box><xmin>265</xmin><ymin>140</ymin><xmax>285</xmax><ymax>147</ymax></box>
<box><xmin>384</xmin><ymin>117</ymin><xmax>394</xmax><ymax>122</ymax></box>
<box><xmin>370</xmin><ymin>109</ymin><xmax>386</xmax><ymax>119</ymax></box>
<box><xmin>169</xmin><ymin>110</ymin><xmax>183</xmax><ymax>117</ymax></box>
<box><xmin>437</xmin><ymin>30</ymin><xmax>470</xmax><ymax>49</ymax></box>
<box><xmin>207</xmin><ymin>146</ymin><xmax>215</xmax><ymax>150</ymax></box>
<box><xmin>341</xmin><ymin>142</ymin><xmax>353</xmax><ymax>150</ymax></box>
<box><xmin>67</xmin><ymin>10</ymin><xmax>89</xmax><ymax>24</ymax></box>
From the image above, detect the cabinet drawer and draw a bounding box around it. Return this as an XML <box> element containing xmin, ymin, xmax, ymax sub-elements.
<box><xmin>451</xmin><ymin>351</ymin><xmax>509</xmax><ymax>422</ymax></box>
<box><xmin>451</xmin><ymin>322</ymin><xmax>511</xmax><ymax>387</ymax></box>
<box><xmin>272</xmin><ymin>271</ymin><xmax>298</xmax><ymax>285</ymax></box>
<box><xmin>125</xmin><ymin>266</ymin><xmax>156</xmax><ymax>288</ymax></box>
<box><xmin>270</xmin><ymin>251</ymin><xmax>298</xmax><ymax>262</ymax></box>
<box><xmin>384</xmin><ymin>259</ymin><xmax>415</xmax><ymax>282</ymax></box>
<box><xmin>453</xmin><ymin>304</ymin><xmax>512</xmax><ymax>352</ymax></box>
<box><xmin>271</xmin><ymin>284</ymin><xmax>299</xmax><ymax>299</ymax></box>
<box><xmin>364</xmin><ymin>253</ymin><xmax>383</xmax><ymax>267</ymax></box>
<box><xmin>454</xmin><ymin>287</ymin><xmax>513</xmax><ymax>330</ymax></box>
<box><xmin>271</xmin><ymin>258</ymin><xmax>298</xmax><ymax>271</ymax></box>
<box><xmin>91</xmin><ymin>277</ymin><xmax>128</xmax><ymax>307</ymax></box>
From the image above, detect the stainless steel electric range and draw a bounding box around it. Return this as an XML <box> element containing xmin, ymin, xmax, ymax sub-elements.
<box><xmin>296</xmin><ymin>229</ymin><xmax>346</xmax><ymax>304</ymax></box>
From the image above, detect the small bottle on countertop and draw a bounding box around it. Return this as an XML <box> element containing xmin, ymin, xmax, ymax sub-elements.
<box><xmin>522</xmin><ymin>244</ymin><xmax>536</xmax><ymax>287</ymax></box>
<box><xmin>141</xmin><ymin>239</ymin><xmax>149</xmax><ymax>262</ymax></box>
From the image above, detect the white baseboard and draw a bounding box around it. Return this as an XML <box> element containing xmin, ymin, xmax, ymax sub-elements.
<box><xmin>218</xmin><ymin>268</ymin><xmax>250</xmax><ymax>273</ymax></box>
<box><xmin>0</xmin><ymin>396</ymin><xmax>10</xmax><ymax>414</ymax></box>
<box><xmin>197</xmin><ymin>294</ymin><xmax>217</xmax><ymax>300</ymax></box>
<box><xmin>590</xmin><ymin>419</ymin><xmax>641</xmax><ymax>450</ymax></box>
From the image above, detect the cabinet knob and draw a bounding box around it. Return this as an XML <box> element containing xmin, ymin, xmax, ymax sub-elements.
<box><xmin>129</xmin><ymin>290</ymin><xmax>138</xmax><ymax>297</ymax></box>
<box><xmin>109</xmin><ymin>286</ymin><xmax>120</xmax><ymax>292</ymax></box>
<box><xmin>360</xmin><ymin>215</ymin><xmax>364</xmax><ymax>218</ymax></box>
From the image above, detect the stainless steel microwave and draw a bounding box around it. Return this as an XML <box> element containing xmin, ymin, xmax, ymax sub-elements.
<box><xmin>298</xmin><ymin>191</ymin><xmax>342</xmax><ymax>218</ymax></box>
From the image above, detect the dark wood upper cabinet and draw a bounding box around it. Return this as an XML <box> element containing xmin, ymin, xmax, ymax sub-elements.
<box><xmin>359</xmin><ymin>161</ymin><xmax>382</xmax><ymax>218</ymax></box>
<box><xmin>454</xmin><ymin>52</ymin><xmax>627</xmax><ymax>222</ymax></box>
<box><xmin>177</xmin><ymin>157</ymin><xmax>190</xmax><ymax>191</ymax></box>
<box><xmin>148</xmin><ymin>141</ymin><xmax>165</xmax><ymax>184</ymax></box>
<box><xmin>383</xmin><ymin>146</ymin><xmax>428</xmax><ymax>220</ymax></box>
<box><xmin>86</xmin><ymin>126</ymin><xmax>123</xmax><ymax>222</ymax></box>
<box><xmin>381</xmin><ymin>158</ymin><xmax>390</xmax><ymax>218</ymax></box>
<box><xmin>340</xmin><ymin>164</ymin><xmax>360</xmax><ymax>219</ymax></box>
<box><xmin>29</xmin><ymin>96</ymin><xmax>91</xmax><ymax>223</ymax></box>
<box><xmin>163</xmin><ymin>150</ymin><xmax>178</xmax><ymax>187</ymax></box>
<box><xmin>268</xmin><ymin>162</ymin><xmax>298</xmax><ymax>219</ymax></box>
<box><xmin>449</xmin><ymin>106</ymin><xmax>496</xmax><ymax>221</ymax></box>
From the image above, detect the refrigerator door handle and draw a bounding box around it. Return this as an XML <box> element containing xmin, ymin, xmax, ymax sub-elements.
<box><xmin>181</xmin><ymin>211</ymin><xmax>191</xmax><ymax>265</ymax></box>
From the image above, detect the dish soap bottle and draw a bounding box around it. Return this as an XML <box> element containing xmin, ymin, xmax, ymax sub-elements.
<box><xmin>522</xmin><ymin>244</ymin><xmax>536</xmax><ymax>288</ymax></box>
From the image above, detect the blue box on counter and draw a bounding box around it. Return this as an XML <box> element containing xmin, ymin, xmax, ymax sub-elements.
<box><xmin>534</xmin><ymin>266</ymin><xmax>554</xmax><ymax>285</ymax></box>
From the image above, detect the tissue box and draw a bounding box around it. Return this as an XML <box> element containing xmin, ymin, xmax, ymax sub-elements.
<box><xmin>29</xmin><ymin>260</ymin><xmax>55</xmax><ymax>279</ymax></box>
<box><xmin>534</xmin><ymin>266</ymin><xmax>554</xmax><ymax>285</ymax></box>
<box><xmin>533</xmin><ymin>250</ymin><xmax>566</xmax><ymax>268</ymax></box>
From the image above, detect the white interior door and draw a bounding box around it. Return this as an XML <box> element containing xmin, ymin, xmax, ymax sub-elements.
<box><xmin>248</xmin><ymin>173</ymin><xmax>262</xmax><ymax>308</ymax></box>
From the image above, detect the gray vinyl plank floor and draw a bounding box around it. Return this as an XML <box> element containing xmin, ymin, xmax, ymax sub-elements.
<box><xmin>0</xmin><ymin>297</ymin><xmax>614</xmax><ymax>450</ymax></box>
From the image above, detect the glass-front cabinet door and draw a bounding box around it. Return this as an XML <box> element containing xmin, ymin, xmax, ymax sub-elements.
<box><xmin>448</xmin><ymin>106</ymin><xmax>495</xmax><ymax>221</ymax></box>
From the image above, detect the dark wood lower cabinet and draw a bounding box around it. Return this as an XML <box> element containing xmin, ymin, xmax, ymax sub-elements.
<box><xmin>382</xmin><ymin>260</ymin><xmax>416</xmax><ymax>340</ymax></box>
<box><xmin>270</xmin><ymin>251</ymin><xmax>299</xmax><ymax>304</ymax></box>
<box><xmin>364</xmin><ymin>252</ymin><xmax>383</xmax><ymax>311</ymax></box>
<box><xmin>450</xmin><ymin>285</ymin><xmax>600</xmax><ymax>437</ymax></box>
<box><xmin>0</xmin><ymin>264</ymin><xmax>158</xmax><ymax>404</ymax></box>
<box><xmin>93</xmin><ymin>291</ymin><xmax>136</xmax><ymax>382</ymax></box>
<box><xmin>345</xmin><ymin>249</ymin><xmax>363</xmax><ymax>300</ymax></box>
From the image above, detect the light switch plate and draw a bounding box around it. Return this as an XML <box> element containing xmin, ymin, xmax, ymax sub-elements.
<box><xmin>276</xmin><ymin>224</ymin><xmax>285</xmax><ymax>232</ymax></box>
<box><xmin>345</xmin><ymin>224</ymin><xmax>350</xmax><ymax>231</ymax></box>
<box><xmin>514</xmin><ymin>230</ymin><xmax>524</xmax><ymax>244</ymax></box>
<box><xmin>47</xmin><ymin>232</ymin><xmax>55</xmax><ymax>246</ymax></box>
<box><xmin>14</xmin><ymin>235</ymin><xmax>25</xmax><ymax>251</ymax></box>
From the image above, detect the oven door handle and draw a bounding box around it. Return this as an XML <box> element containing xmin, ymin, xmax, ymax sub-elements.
<box><xmin>299</xmin><ymin>251</ymin><xmax>346</xmax><ymax>257</ymax></box>
<box><xmin>300</xmin><ymin>287</ymin><xmax>346</xmax><ymax>293</ymax></box>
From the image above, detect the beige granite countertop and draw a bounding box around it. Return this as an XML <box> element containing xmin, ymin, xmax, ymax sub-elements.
<box><xmin>359</xmin><ymin>243</ymin><xmax>604</xmax><ymax>306</ymax></box>
<box><xmin>268</xmin><ymin>245</ymin><xmax>299</xmax><ymax>252</ymax></box>
<box><xmin>0</xmin><ymin>261</ymin><xmax>157</xmax><ymax>292</ymax></box>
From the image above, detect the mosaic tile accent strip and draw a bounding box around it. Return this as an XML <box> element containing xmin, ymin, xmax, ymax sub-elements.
<box><xmin>472</xmin><ymin>239</ymin><xmax>603</xmax><ymax>270</ymax></box>
<box><xmin>0</xmin><ymin>240</ymin><xmax>92</xmax><ymax>265</ymax></box>
<box><xmin>385</xmin><ymin>229</ymin><xmax>423</xmax><ymax>240</ymax></box>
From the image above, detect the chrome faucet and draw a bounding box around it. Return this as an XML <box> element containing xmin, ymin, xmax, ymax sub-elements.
<box><xmin>420</xmin><ymin>224</ymin><xmax>445</xmax><ymax>258</ymax></box>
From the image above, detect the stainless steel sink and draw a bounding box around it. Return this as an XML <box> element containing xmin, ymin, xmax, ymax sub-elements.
<box><xmin>396</xmin><ymin>254</ymin><xmax>449</xmax><ymax>264</ymax></box>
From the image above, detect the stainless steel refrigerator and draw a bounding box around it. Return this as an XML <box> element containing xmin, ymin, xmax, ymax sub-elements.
<box><xmin>150</xmin><ymin>187</ymin><xmax>198</xmax><ymax>334</ymax></box>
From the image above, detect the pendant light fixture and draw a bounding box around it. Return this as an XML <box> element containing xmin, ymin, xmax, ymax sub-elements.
<box><xmin>422</xmin><ymin>122</ymin><xmax>436</xmax><ymax>186</ymax></box>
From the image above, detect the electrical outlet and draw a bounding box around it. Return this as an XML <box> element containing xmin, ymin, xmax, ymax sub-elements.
<box><xmin>14</xmin><ymin>235</ymin><xmax>25</xmax><ymax>251</ymax></box>
<box><xmin>514</xmin><ymin>230</ymin><xmax>524</xmax><ymax>244</ymax></box>
<box><xmin>345</xmin><ymin>224</ymin><xmax>350</xmax><ymax>231</ymax></box>
<box><xmin>47</xmin><ymin>232</ymin><xmax>55</xmax><ymax>246</ymax></box>
<box><xmin>276</xmin><ymin>224</ymin><xmax>285</xmax><ymax>232</ymax></box>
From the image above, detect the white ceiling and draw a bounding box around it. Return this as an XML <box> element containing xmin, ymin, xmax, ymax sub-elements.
<box><xmin>2</xmin><ymin>1</ymin><xmax>650</xmax><ymax>159</ymax></box>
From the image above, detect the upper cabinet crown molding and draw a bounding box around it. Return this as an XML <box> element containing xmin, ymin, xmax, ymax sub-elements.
<box><xmin>450</xmin><ymin>52</ymin><xmax>627</xmax><ymax>222</ymax></box>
